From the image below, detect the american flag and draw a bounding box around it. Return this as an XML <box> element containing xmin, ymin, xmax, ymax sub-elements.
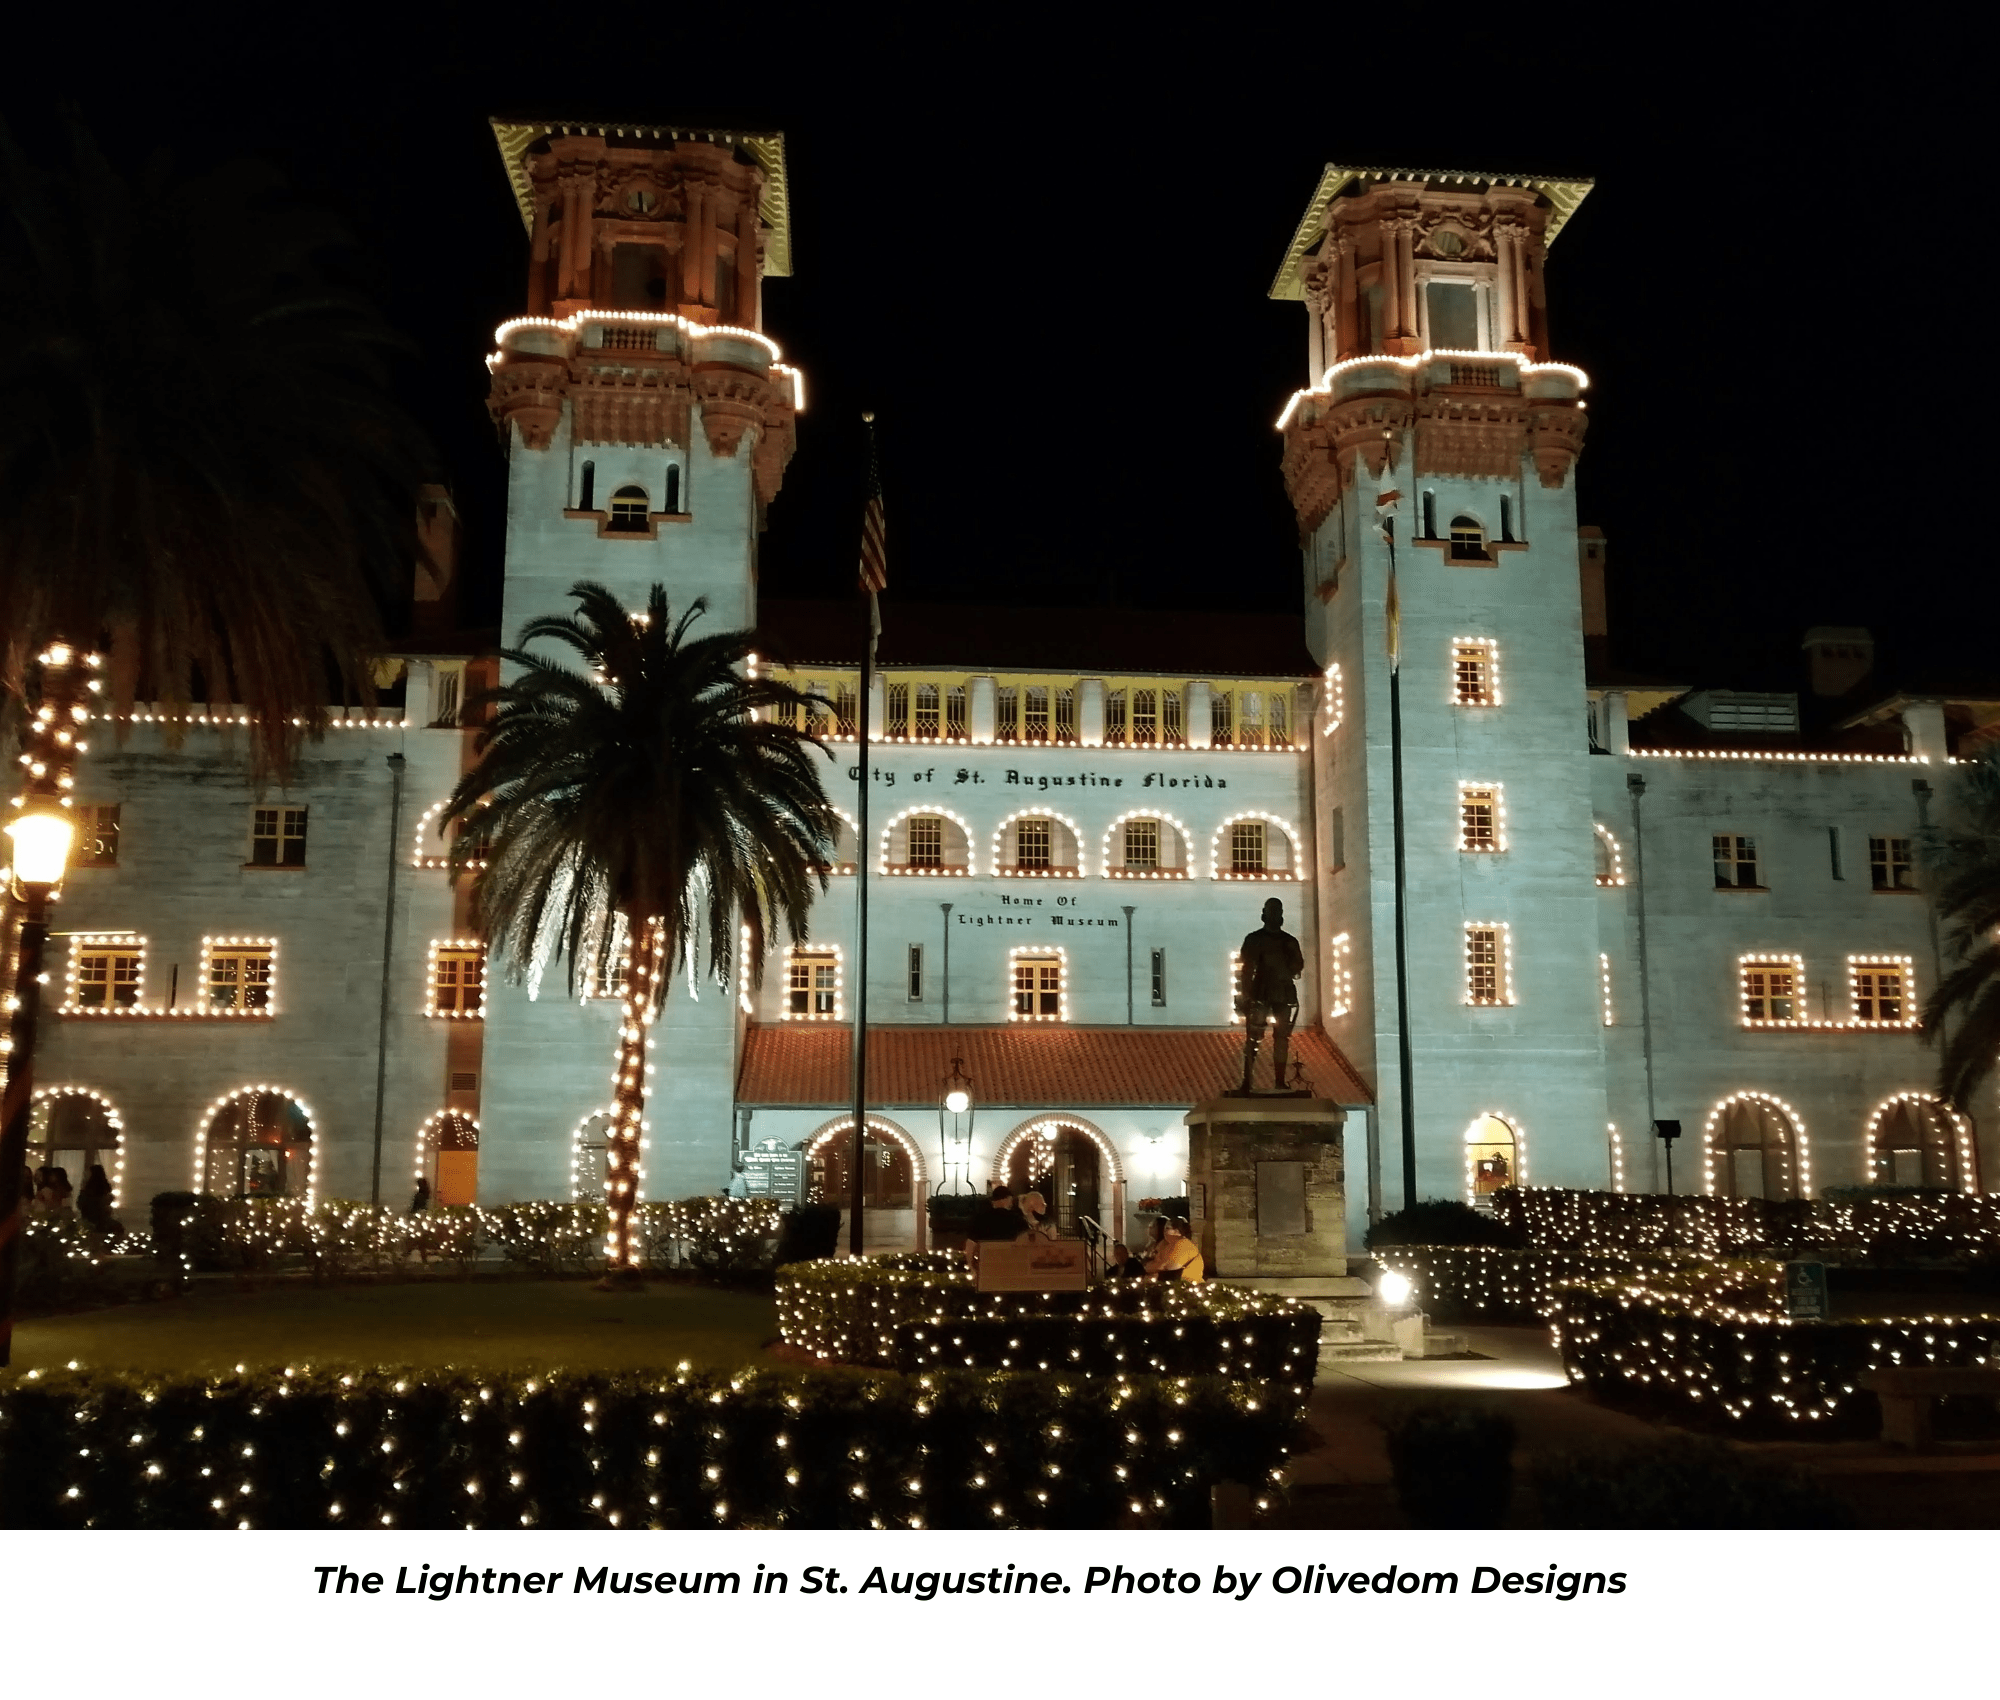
<box><xmin>858</xmin><ymin>418</ymin><xmax>888</xmax><ymax>594</ymax></box>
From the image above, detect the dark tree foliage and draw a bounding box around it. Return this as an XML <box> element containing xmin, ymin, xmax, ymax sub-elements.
<box><xmin>0</xmin><ymin>124</ymin><xmax>432</xmax><ymax>773</ymax></box>
<box><xmin>1923</xmin><ymin>749</ymin><xmax>2000</xmax><ymax>1108</ymax></box>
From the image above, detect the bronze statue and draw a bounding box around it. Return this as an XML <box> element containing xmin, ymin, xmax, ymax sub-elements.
<box><xmin>1235</xmin><ymin>896</ymin><xmax>1305</xmax><ymax>1094</ymax></box>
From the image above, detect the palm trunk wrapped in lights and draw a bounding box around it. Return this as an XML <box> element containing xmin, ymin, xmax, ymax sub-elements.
<box><xmin>604</xmin><ymin>914</ymin><xmax>665</xmax><ymax>1272</ymax></box>
<box><xmin>439</xmin><ymin>583</ymin><xmax>838</xmax><ymax>1288</ymax></box>
<box><xmin>0</xmin><ymin>644</ymin><xmax>101</xmax><ymax>1367</ymax></box>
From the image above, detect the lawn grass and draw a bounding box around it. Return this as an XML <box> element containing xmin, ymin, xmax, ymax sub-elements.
<box><xmin>7</xmin><ymin>1277</ymin><xmax>779</xmax><ymax>1376</ymax></box>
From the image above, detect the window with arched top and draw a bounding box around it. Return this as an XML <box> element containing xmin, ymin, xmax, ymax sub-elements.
<box><xmin>1464</xmin><ymin>1114</ymin><xmax>1521</xmax><ymax>1205</ymax></box>
<box><xmin>1704</xmin><ymin>1094</ymin><xmax>1806</xmax><ymax>1201</ymax></box>
<box><xmin>608</xmin><ymin>486</ymin><xmax>649</xmax><ymax>532</ymax></box>
<box><xmin>1448</xmin><ymin>517</ymin><xmax>1489</xmax><ymax>563</ymax></box>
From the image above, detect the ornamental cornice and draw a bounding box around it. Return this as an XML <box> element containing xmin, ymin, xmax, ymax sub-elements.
<box><xmin>1279</xmin><ymin>395</ymin><xmax>1413</xmax><ymax>539</ymax></box>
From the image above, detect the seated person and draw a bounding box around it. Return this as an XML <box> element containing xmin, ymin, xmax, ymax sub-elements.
<box><xmin>963</xmin><ymin>1184</ymin><xmax>1025</xmax><ymax>1256</ymax></box>
<box><xmin>1144</xmin><ymin>1217</ymin><xmax>1204</xmax><ymax>1283</ymax></box>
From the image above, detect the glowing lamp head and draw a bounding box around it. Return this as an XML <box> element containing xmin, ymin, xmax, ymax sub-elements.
<box><xmin>1377</xmin><ymin>1269</ymin><xmax>1413</xmax><ymax>1309</ymax></box>
<box><xmin>6</xmin><ymin>806</ymin><xmax>74</xmax><ymax>887</ymax></box>
<box><xmin>943</xmin><ymin>1089</ymin><xmax>971</xmax><ymax>1116</ymax></box>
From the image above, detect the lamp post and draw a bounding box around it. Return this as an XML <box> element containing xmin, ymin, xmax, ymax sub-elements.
<box><xmin>937</xmin><ymin>1057</ymin><xmax>975</xmax><ymax>1200</ymax></box>
<box><xmin>0</xmin><ymin>644</ymin><xmax>97</xmax><ymax>1367</ymax></box>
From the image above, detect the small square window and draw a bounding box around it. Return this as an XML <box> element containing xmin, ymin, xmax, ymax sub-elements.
<box><xmin>1740</xmin><ymin>961</ymin><xmax>1798</xmax><ymax>1024</ymax></box>
<box><xmin>429</xmin><ymin>945</ymin><xmax>485</xmax><ymax>1017</ymax></box>
<box><xmin>68</xmin><ymin>939</ymin><xmax>143</xmax><ymax>1010</ymax></box>
<box><xmin>906</xmin><ymin>816</ymin><xmax>944</xmax><ymax>868</ymax></box>
<box><xmin>1869</xmin><ymin>836</ymin><xmax>1916</xmax><ymax>891</ymax></box>
<box><xmin>787</xmin><ymin>950</ymin><xmax>840</xmax><ymax>1018</ymax></box>
<box><xmin>1851</xmin><ymin>960</ymin><xmax>1910</xmax><ymax>1024</ymax></box>
<box><xmin>1713</xmin><ymin>834</ymin><xmax>1760</xmax><ymax>889</ymax></box>
<box><xmin>251</xmin><ymin>806</ymin><xmax>308</xmax><ymax>868</ymax></box>
<box><xmin>1230</xmin><ymin>820</ymin><xmax>1266</xmax><ymax>874</ymax></box>
<box><xmin>1459</xmin><ymin>784</ymin><xmax>1502</xmax><ymax>852</ymax></box>
<box><xmin>206</xmin><ymin>942</ymin><xmax>276</xmax><ymax>1012</ymax></box>
<box><xmin>1452</xmin><ymin>640</ymin><xmax>1498</xmax><ymax>706</ymax></box>
<box><xmin>1465</xmin><ymin>924</ymin><xmax>1509</xmax><ymax>1005</ymax></box>
<box><xmin>78</xmin><ymin>804</ymin><xmax>121</xmax><ymax>868</ymax></box>
<box><xmin>1011</xmin><ymin>953</ymin><xmax>1063</xmax><ymax>1020</ymax></box>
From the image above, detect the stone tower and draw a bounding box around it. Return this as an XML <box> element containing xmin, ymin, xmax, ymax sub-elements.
<box><xmin>1272</xmin><ymin>166</ymin><xmax>1610</xmax><ymax>1205</ymax></box>
<box><xmin>476</xmin><ymin>119</ymin><xmax>802</xmax><ymax>1200</ymax></box>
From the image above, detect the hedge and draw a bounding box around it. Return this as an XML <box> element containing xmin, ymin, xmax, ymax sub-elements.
<box><xmin>1495</xmin><ymin>1187</ymin><xmax>2000</xmax><ymax>1259</ymax></box>
<box><xmin>1554</xmin><ymin>1278</ymin><xmax>2000</xmax><ymax>1436</ymax></box>
<box><xmin>1379</xmin><ymin>1245</ymin><xmax>1782</xmax><ymax>1324</ymax></box>
<box><xmin>774</xmin><ymin>1256</ymin><xmax>1321</xmax><ymax>1387</ymax></box>
<box><xmin>0</xmin><ymin>1363</ymin><xmax>1303</xmax><ymax>1529</ymax></box>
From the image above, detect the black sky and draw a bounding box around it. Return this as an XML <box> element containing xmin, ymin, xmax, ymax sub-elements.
<box><xmin>2</xmin><ymin>3</ymin><xmax>1979</xmax><ymax>693</ymax></box>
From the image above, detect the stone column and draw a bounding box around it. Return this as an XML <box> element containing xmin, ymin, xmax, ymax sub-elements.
<box><xmin>1078</xmin><ymin>678</ymin><xmax>1105</xmax><ymax>746</ymax></box>
<box><xmin>1494</xmin><ymin>223</ymin><xmax>1519</xmax><ymax>350</ymax></box>
<box><xmin>1186</xmin><ymin>681</ymin><xmax>1213</xmax><ymax>749</ymax></box>
<box><xmin>735</xmin><ymin>198</ymin><xmax>760</xmax><ymax>329</ymax></box>
<box><xmin>1334</xmin><ymin>232</ymin><xmax>1356</xmax><ymax>360</ymax></box>
<box><xmin>682</xmin><ymin>181</ymin><xmax>707</xmax><ymax>305</ymax></box>
<box><xmin>969</xmin><ymin>676</ymin><xmax>997</xmax><ymax>744</ymax></box>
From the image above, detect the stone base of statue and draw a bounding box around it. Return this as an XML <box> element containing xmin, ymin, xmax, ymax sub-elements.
<box><xmin>1186</xmin><ymin>1098</ymin><xmax>1399</xmax><ymax>1367</ymax></box>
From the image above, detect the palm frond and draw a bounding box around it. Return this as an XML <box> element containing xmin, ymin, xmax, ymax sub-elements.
<box><xmin>1920</xmin><ymin>747</ymin><xmax>2000</xmax><ymax>1107</ymax></box>
<box><xmin>442</xmin><ymin>583</ymin><xmax>838</xmax><ymax>1008</ymax></box>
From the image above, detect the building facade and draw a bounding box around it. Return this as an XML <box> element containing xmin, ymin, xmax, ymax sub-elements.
<box><xmin>28</xmin><ymin>135</ymin><xmax>1997</xmax><ymax>1248</ymax></box>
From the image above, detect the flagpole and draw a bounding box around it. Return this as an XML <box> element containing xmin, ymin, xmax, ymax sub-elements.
<box><xmin>849</xmin><ymin>415</ymin><xmax>885</xmax><ymax>1257</ymax></box>
<box><xmin>1382</xmin><ymin>499</ymin><xmax>1418</xmax><ymax>1211</ymax></box>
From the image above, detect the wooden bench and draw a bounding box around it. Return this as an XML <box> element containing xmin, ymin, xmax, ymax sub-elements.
<box><xmin>1859</xmin><ymin>1367</ymin><xmax>2000</xmax><ymax>1449</ymax></box>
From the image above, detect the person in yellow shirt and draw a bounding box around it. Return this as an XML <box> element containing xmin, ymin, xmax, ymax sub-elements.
<box><xmin>1145</xmin><ymin>1217</ymin><xmax>1204</xmax><ymax>1283</ymax></box>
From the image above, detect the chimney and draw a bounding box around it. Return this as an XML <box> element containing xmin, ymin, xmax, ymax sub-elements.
<box><xmin>1801</xmin><ymin>626</ymin><xmax>1873</xmax><ymax>698</ymax></box>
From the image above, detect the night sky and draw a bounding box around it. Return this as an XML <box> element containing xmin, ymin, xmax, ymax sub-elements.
<box><xmin>2</xmin><ymin>7</ymin><xmax>1971</xmax><ymax>693</ymax></box>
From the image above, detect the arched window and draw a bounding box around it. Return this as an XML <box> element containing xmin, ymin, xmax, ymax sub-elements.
<box><xmin>1867</xmin><ymin>1094</ymin><xmax>1977</xmax><ymax>1191</ymax></box>
<box><xmin>607</xmin><ymin>485</ymin><xmax>649</xmax><ymax>532</ymax></box>
<box><xmin>198</xmin><ymin>1089</ymin><xmax>315</xmax><ymax>1201</ymax></box>
<box><xmin>30</xmin><ymin>1087</ymin><xmax>124</xmax><ymax>1210</ymax></box>
<box><xmin>664</xmin><ymin>465</ymin><xmax>681</xmax><ymax>514</ymax></box>
<box><xmin>578</xmin><ymin>461</ymin><xmax>596</xmax><ymax>511</ymax></box>
<box><xmin>802</xmin><ymin>1116</ymin><xmax>926</xmax><ymax>1252</ymax></box>
<box><xmin>417</xmin><ymin>1111</ymin><xmax>480</xmax><ymax>1206</ymax></box>
<box><xmin>1465</xmin><ymin>1113</ymin><xmax>1522</xmax><ymax>1205</ymax></box>
<box><xmin>1448</xmin><ymin>516</ymin><xmax>1490</xmax><ymax>563</ymax></box>
<box><xmin>1704</xmin><ymin>1093</ymin><xmax>1807</xmax><ymax>1201</ymax></box>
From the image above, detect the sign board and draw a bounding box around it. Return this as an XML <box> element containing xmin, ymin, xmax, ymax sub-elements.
<box><xmin>974</xmin><ymin>1239</ymin><xmax>1088</xmax><ymax>1293</ymax></box>
<box><xmin>741</xmin><ymin>1146</ymin><xmax>803</xmax><ymax>1205</ymax></box>
<box><xmin>1785</xmin><ymin>1260</ymin><xmax>1830</xmax><ymax>1321</ymax></box>
<box><xmin>1256</xmin><ymin>1161</ymin><xmax>1308</xmax><ymax>1237</ymax></box>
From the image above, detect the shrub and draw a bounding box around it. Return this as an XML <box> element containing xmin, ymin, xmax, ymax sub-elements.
<box><xmin>1377</xmin><ymin>1246</ymin><xmax>1780</xmax><ymax>1324</ymax></box>
<box><xmin>0</xmin><ymin>1363</ymin><xmax>1302</xmax><ymax>1530</ymax></box>
<box><xmin>775</xmin><ymin>1256</ymin><xmax>1320</xmax><ymax>1385</ymax></box>
<box><xmin>1555</xmin><ymin>1279</ymin><xmax>2000</xmax><ymax>1436</ymax></box>
<box><xmin>1366</xmin><ymin>1198</ymin><xmax>1525</xmax><ymax>1251</ymax></box>
<box><xmin>776</xmin><ymin>1203</ymin><xmax>842</xmax><ymax>1266</ymax></box>
<box><xmin>1534</xmin><ymin>1436</ymin><xmax>1852</xmax><ymax>1528</ymax></box>
<box><xmin>1381</xmin><ymin>1403</ymin><xmax>1516</xmax><ymax>1528</ymax></box>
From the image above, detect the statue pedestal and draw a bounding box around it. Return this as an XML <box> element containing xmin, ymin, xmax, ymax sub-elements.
<box><xmin>1187</xmin><ymin>1098</ymin><xmax>1386</xmax><ymax>1363</ymax></box>
<box><xmin>1185</xmin><ymin>1098</ymin><xmax>1349</xmax><ymax>1279</ymax></box>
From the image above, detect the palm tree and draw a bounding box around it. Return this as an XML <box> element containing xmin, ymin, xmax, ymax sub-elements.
<box><xmin>441</xmin><ymin>582</ymin><xmax>838</xmax><ymax>1277</ymax></box>
<box><xmin>0</xmin><ymin>122</ymin><xmax>432</xmax><ymax>775</ymax></box>
<box><xmin>1923</xmin><ymin>747</ymin><xmax>2000</xmax><ymax>1111</ymax></box>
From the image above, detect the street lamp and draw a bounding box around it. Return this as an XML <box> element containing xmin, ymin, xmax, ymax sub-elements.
<box><xmin>0</xmin><ymin>644</ymin><xmax>98</xmax><ymax>1368</ymax></box>
<box><xmin>937</xmin><ymin>1057</ymin><xmax>975</xmax><ymax>1198</ymax></box>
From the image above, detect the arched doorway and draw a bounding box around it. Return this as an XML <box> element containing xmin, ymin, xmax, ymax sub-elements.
<box><xmin>802</xmin><ymin>1117</ymin><xmax>926</xmax><ymax>1252</ymax></box>
<box><xmin>30</xmin><ymin>1087</ymin><xmax>124</xmax><ymax>1209</ymax></box>
<box><xmin>570</xmin><ymin>1107</ymin><xmax>615</xmax><ymax>1202</ymax></box>
<box><xmin>416</xmin><ymin>1111</ymin><xmax>480</xmax><ymax>1206</ymax></box>
<box><xmin>1464</xmin><ymin>1113</ymin><xmax>1523</xmax><ymax>1205</ymax></box>
<box><xmin>197</xmin><ymin>1089</ymin><xmax>314</xmax><ymax>1201</ymax></box>
<box><xmin>992</xmin><ymin>1119</ymin><xmax>1127</xmax><ymax>1238</ymax></box>
<box><xmin>1867</xmin><ymin>1094</ymin><xmax>1977</xmax><ymax>1191</ymax></box>
<box><xmin>1704</xmin><ymin>1093</ymin><xmax>1808</xmax><ymax>1200</ymax></box>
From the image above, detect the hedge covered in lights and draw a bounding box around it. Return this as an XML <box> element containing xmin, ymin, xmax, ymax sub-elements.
<box><xmin>0</xmin><ymin>1363</ymin><xmax>1302</xmax><ymax>1530</ymax></box>
<box><xmin>1554</xmin><ymin>1279</ymin><xmax>2000</xmax><ymax>1437</ymax></box>
<box><xmin>775</xmin><ymin>1257</ymin><xmax>1321</xmax><ymax>1388</ymax></box>
<box><xmin>1379</xmin><ymin>1246</ymin><xmax>1783</xmax><ymax>1325</ymax></box>
<box><xmin>1494</xmin><ymin>1187</ymin><xmax>2000</xmax><ymax>1260</ymax></box>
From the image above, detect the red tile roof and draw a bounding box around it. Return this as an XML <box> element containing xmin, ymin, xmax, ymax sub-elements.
<box><xmin>736</xmin><ymin>1024</ymin><xmax>1373</xmax><ymax>1108</ymax></box>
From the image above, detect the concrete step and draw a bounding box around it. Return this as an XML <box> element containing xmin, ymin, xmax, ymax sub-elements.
<box><xmin>1320</xmin><ymin>1341</ymin><xmax>1406</xmax><ymax>1364</ymax></box>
